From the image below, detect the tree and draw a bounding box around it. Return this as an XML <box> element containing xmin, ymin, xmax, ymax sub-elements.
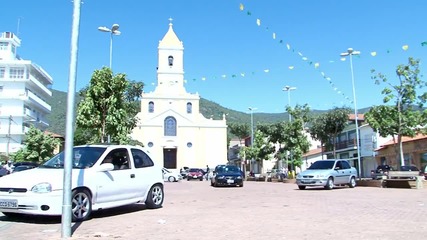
<box><xmin>242</xmin><ymin>130</ymin><xmax>275</xmax><ymax>173</ymax></box>
<box><xmin>368</xmin><ymin>57</ymin><xmax>427</xmax><ymax>166</ymax></box>
<box><xmin>76</xmin><ymin>67</ymin><xmax>143</xmax><ymax>144</ymax></box>
<box><xmin>257</xmin><ymin>104</ymin><xmax>311</xmax><ymax>171</ymax></box>
<box><xmin>228</xmin><ymin>122</ymin><xmax>250</xmax><ymax>145</ymax></box>
<box><xmin>10</xmin><ymin>126</ymin><xmax>60</xmax><ymax>164</ymax></box>
<box><xmin>309</xmin><ymin>107</ymin><xmax>351</xmax><ymax>158</ymax></box>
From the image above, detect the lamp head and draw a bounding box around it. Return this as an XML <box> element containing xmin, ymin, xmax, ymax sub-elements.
<box><xmin>98</xmin><ymin>26</ymin><xmax>110</xmax><ymax>32</ymax></box>
<box><xmin>111</xmin><ymin>24</ymin><xmax>120</xmax><ymax>32</ymax></box>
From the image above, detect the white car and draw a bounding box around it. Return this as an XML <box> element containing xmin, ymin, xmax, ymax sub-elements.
<box><xmin>0</xmin><ymin>144</ymin><xmax>164</xmax><ymax>221</ymax></box>
<box><xmin>162</xmin><ymin>168</ymin><xmax>182</xmax><ymax>182</ymax></box>
<box><xmin>296</xmin><ymin>159</ymin><xmax>357</xmax><ymax>190</ymax></box>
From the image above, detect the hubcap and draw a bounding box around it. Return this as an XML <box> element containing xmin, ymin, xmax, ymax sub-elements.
<box><xmin>72</xmin><ymin>192</ymin><xmax>90</xmax><ymax>219</ymax></box>
<box><xmin>151</xmin><ymin>186</ymin><xmax>163</xmax><ymax>205</ymax></box>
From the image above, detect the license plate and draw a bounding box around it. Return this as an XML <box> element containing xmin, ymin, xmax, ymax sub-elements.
<box><xmin>193</xmin><ymin>176</ymin><xmax>197</xmax><ymax>178</ymax></box>
<box><xmin>0</xmin><ymin>199</ymin><xmax>18</xmax><ymax>208</ymax></box>
<box><xmin>227</xmin><ymin>179</ymin><xmax>234</xmax><ymax>184</ymax></box>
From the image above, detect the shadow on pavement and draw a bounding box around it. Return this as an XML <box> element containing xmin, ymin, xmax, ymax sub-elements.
<box><xmin>0</xmin><ymin>203</ymin><xmax>149</xmax><ymax>225</ymax></box>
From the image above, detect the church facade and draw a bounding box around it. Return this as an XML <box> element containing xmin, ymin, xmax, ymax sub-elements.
<box><xmin>130</xmin><ymin>22</ymin><xmax>228</xmax><ymax>170</ymax></box>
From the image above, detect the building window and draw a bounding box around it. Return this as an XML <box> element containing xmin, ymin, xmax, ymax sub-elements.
<box><xmin>11</xmin><ymin>44</ymin><xmax>16</xmax><ymax>54</ymax></box>
<box><xmin>10</xmin><ymin>67</ymin><xmax>25</xmax><ymax>79</ymax></box>
<box><xmin>187</xmin><ymin>142</ymin><xmax>192</xmax><ymax>148</ymax></box>
<box><xmin>164</xmin><ymin>116</ymin><xmax>177</xmax><ymax>136</ymax></box>
<box><xmin>168</xmin><ymin>55</ymin><xmax>174</xmax><ymax>66</ymax></box>
<box><xmin>0</xmin><ymin>85</ymin><xmax>3</xmax><ymax>92</ymax></box>
<box><xmin>0</xmin><ymin>42</ymin><xmax>8</xmax><ymax>50</ymax></box>
<box><xmin>186</xmin><ymin>102</ymin><xmax>192</xmax><ymax>113</ymax></box>
<box><xmin>148</xmin><ymin>142</ymin><xmax>153</xmax><ymax>147</ymax></box>
<box><xmin>148</xmin><ymin>101</ymin><xmax>154</xmax><ymax>113</ymax></box>
<box><xmin>0</xmin><ymin>67</ymin><xmax>5</xmax><ymax>78</ymax></box>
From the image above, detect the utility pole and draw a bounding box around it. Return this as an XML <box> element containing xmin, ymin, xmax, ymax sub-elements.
<box><xmin>6</xmin><ymin>115</ymin><xmax>12</xmax><ymax>158</ymax></box>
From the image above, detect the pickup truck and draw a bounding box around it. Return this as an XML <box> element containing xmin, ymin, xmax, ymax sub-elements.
<box><xmin>371</xmin><ymin>165</ymin><xmax>393</xmax><ymax>180</ymax></box>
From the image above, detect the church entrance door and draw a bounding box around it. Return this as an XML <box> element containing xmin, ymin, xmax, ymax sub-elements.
<box><xmin>163</xmin><ymin>148</ymin><xmax>177</xmax><ymax>169</ymax></box>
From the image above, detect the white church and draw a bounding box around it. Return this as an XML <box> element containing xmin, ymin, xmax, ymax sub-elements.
<box><xmin>131</xmin><ymin>22</ymin><xmax>228</xmax><ymax>170</ymax></box>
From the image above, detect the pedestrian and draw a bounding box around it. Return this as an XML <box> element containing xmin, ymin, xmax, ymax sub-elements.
<box><xmin>206</xmin><ymin>165</ymin><xmax>210</xmax><ymax>180</ymax></box>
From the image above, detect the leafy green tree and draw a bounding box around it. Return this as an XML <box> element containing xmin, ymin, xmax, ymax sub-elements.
<box><xmin>309</xmin><ymin>107</ymin><xmax>351</xmax><ymax>158</ymax></box>
<box><xmin>10</xmin><ymin>126</ymin><xmax>60</xmax><ymax>164</ymax></box>
<box><xmin>368</xmin><ymin>57</ymin><xmax>427</xmax><ymax>166</ymax></box>
<box><xmin>76</xmin><ymin>67</ymin><xmax>143</xmax><ymax>144</ymax></box>
<box><xmin>243</xmin><ymin>130</ymin><xmax>275</xmax><ymax>173</ymax></box>
<box><xmin>228</xmin><ymin>122</ymin><xmax>250</xmax><ymax>145</ymax></box>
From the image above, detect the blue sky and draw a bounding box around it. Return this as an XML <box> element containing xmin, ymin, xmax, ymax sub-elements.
<box><xmin>1</xmin><ymin>0</ymin><xmax>426</xmax><ymax>113</ymax></box>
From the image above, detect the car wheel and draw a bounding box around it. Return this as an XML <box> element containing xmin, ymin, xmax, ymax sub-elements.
<box><xmin>348</xmin><ymin>177</ymin><xmax>356</xmax><ymax>188</ymax></box>
<box><xmin>210</xmin><ymin>180</ymin><xmax>214</xmax><ymax>186</ymax></box>
<box><xmin>239</xmin><ymin>182</ymin><xmax>244</xmax><ymax>187</ymax></box>
<box><xmin>324</xmin><ymin>177</ymin><xmax>334</xmax><ymax>190</ymax></box>
<box><xmin>72</xmin><ymin>189</ymin><xmax>92</xmax><ymax>222</ymax></box>
<box><xmin>168</xmin><ymin>176</ymin><xmax>176</xmax><ymax>182</ymax></box>
<box><xmin>145</xmin><ymin>184</ymin><xmax>164</xmax><ymax>209</ymax></box>
<box><xmin>199</xmin><ymin>177</ymin><xmax>203</xmax><ymax>181</ymax></box>
<box><xmin>187</xmin><ymin>178</ymin><xmax>190</xmax><ymax>181</ymax></box>
<box><xmin>298</xmin><ymin>185</ymin><xmax>306</xmax><ymax>190</ymax></box>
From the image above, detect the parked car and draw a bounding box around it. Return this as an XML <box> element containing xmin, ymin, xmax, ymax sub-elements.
<box><xmin>296</xmin><ymin>159</ymin><xmax>357</xmax><ymax>190</ymax></box>
<box><xmin>371</xmin><ymin>165</ymin><xmax>393</xmax><ymax>180</ymax></box>
<box><xmin>186</xmin><ymin>168</ymin><xmax>204</xmax><ymax>181</ymax></box>
<box><xmin>0</xmin><ymin>144</ymin><xmax>164</xmax><ymax>221</ymax></box>
<box><xmin>0</xmin><ymin>167</ymin><xmax>9</xmax><ymax>177</ymax></box>
<box><xmin>12</xmin><ymin>165</ymin><xmax>38</xmax><ymax>173</ymax></box>
<box><xmin>211</xmin><ymin>165</ymin><xmax>243</xmax><ymax>187</ymax></box>
<box><xmin>162</xmin><ymin>168</ymin><xmax>182</xmax><ymax>182</ymax></box>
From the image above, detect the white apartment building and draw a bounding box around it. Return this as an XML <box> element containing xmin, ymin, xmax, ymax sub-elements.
<box><xmin>0</xmin><ymin>32</ymin><xmax>53</xmax><ymax>156</ymax></box>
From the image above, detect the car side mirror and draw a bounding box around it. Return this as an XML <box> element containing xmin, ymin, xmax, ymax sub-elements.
<box><xmin>334</xmin><ymin>167</ymin><xmax>340</xmax><ymax>170</ymax></box>
<box><xmin>98</xmin><ymin>163</ymin><xmax>114</xmax><ymax>172</ymax></box>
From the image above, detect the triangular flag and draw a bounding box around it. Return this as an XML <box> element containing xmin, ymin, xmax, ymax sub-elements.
<box><xmin>286</xmin><ymin>44</ymin><xmax>290</xmax><ymax>50</ymax></box>
<box><xmin>288</xmin><ymin>66</ymin><xmax>294</xmax><ymax>70</ymax></box>
<box><xmin>221</xmin><ymin>74</ymin><xmax>227</xmax><ymax>78</ymax></box>
<box><xmin>256</xmin><ymin>19</ymin><xmax>261</xmax><ymax>26</ymax></box>
<box><xmin>302</xmin><ymin>57</ymin><xmax>308</xmax><ymax>61</ymax></box>
<box><xmin>247</xmin><ymin>11</ymin><xmax>251</xmax><ymax>15</ymax></box>
<box><xmin>202</xmin><ymin>77</ymin><xmax>206</xmax><ymax>81</ymax></box>
<box><xmin>239</xmin><ymin>3</ymin><xmax>244</xmax><ymax>11</ymax></box>
<box><xmin>264</xmin><ymin>69</ymin><xmax>270</xmax><ymax>73</ymax></box>
<box><xmin>240</xmin><ymin>73</ymin><xmax>245</xmax><ymax>77</ymax></box>
<box><xmin>370</xmin><ymin>52</ymin><xmax>377</xmax><ymax>56</ymax></box>
<box><xmin>314</xmin><ymin>63</ymin><xmax>320</xmax><ymax>68</ymax></box>
<box><xmin>340</xmin><ymin>57</ymin><xmax>346</xmax><ymax>61</ymax></box>
<box><xmin>272</xmin><ymin>33</ymin><xmax>276</xmax><ymax>39</ymax></box>
<box><xmin>402</xmin><ymin>45</ymin><xmax>409</xmax><ymax>51</ymax></box>
<box><xmin>421</xmin><ymin>41</ymin><xmax>427</xmax><ymax>46</ymax></box>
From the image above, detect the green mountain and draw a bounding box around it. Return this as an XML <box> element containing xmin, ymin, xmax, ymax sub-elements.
<box><xmin>46</xmin><ymin>89</ymin><xmax>370</xmax><ymax>136</ymax></box>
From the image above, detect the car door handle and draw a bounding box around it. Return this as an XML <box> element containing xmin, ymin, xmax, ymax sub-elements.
<box><xmin>130</xmin><ymin>174</ymin><xmax>135</xmax><ymax>178</ymax></box>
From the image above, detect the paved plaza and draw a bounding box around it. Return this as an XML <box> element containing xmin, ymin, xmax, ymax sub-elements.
<box><xmin>0</xmin><ymin>181</ymin><xmax>426</xmax><ymax>240</ymax></box>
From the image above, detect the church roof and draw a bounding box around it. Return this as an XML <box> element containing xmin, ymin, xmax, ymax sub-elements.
<box><xmin>158</xmin><ymin>22</ymin><xmax>183</xmax><ymax>48</ymax></box>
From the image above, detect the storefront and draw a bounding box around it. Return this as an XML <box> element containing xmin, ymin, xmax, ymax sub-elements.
<box><xmin>375</xmin><ymin>134</ymin><xmax>427</xmax><ymax>172</ymax></box>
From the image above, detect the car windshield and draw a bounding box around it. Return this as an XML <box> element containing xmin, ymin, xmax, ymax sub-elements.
<box><xmin>40</xmin><ymin>146</ymin><xmax>106</xmax><ymax>169</ymax></box>
<box><xmin>216</xmin><ymin>166</ymin><xmax>240</xmax><ymax>173</ymax></box>
<box><xmin>308</xmin><ymin>160</ymin><xmax>335</xmax><ymax>170</ymax></box>
<box><xmin>189</xmin><ymin>168</ymin><xmax>201</xmax><ymax>172</ymax></box>
<box><xmin>401</xmin><ymin>166</ymin><xmax>419</xmax><ymax>171</ymax></box>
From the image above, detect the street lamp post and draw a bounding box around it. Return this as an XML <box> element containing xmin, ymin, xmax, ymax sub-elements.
<box><xmin>98</xmin><ymin>24</ymin><xmax>121</xmax><ymax>69</ymax></box>
<box><xmin>282</xmin><ymin>86</ymin><xmax>297</xmax><ymax>122</ymax></box>
<box><xmin>340</xmin><ymin>48</ymin><xmax>362</xmax><ymax>179</ymax></box>
<box><xmin>248</xmin><ymin>107</ymin><xmax>257</xmax><ymax>173</ymax></box>
<box><xmin>282</xmin><ymin>86</ymin><xmax>296</xmax><ymax>173</ymax></box>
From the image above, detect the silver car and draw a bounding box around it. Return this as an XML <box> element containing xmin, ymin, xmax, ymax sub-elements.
<box><xmin>296</xmin><ymin>159</ymin><xmax>357</xmax><ymax>190</ymax></box>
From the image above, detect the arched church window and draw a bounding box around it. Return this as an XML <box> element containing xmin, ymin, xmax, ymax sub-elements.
<box><xmin>164</xmin><ymin>116</ymin><xmax>177</xmax><ymax>136</ymax></box>
<box><xmin>186</xmin><ymin>102</ymin><xmax>192</xmax><ymax>113</ymax></box>
<box><xmin>168</xmin><ymin>55</ymin><xmax>174</xmax><ymax>66</ymax></box>
<box><xmin>148</xmin><ymin>101</ymin><xmax>154</xmax><ymax>113</ymax></box>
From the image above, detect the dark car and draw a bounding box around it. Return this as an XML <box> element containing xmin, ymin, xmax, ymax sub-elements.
<box><xmin>0</xmin><ymin>167</ymin><xmax>9</xmax><ymax>177</ymax></box>
<box><xmin>371</xmin><ymin>165</ymin><xmax>393</xmax><ymax>180</ymax></box>
<box><xmin>187</xmin><ymin>168</ymin><xmax>204</xmax><ymax>181</ymax></box>
<box><xmin>211</xmin><ymin>165</ymin><xmax>244</xmax><ymax>187</ymax></box>
<box><xmin>12</xmin><ymin>165</ymin><xmax>38</xmax><ymax>173</ymax></box>
<box><xmin>399</xmin><ymin>166</ymin><xmax>420</xmax><ymax>172</ymax></box>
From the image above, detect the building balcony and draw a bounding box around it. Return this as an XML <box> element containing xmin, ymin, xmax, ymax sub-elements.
<box><xmin>25</xmin><ymin>90</ymin><xmax>51</xmax><ymax>112</ymax></box>
<box><xmin>322</xmin><ymin>139</ymin><xmax>359</xmax><ymax>152</ymax></box>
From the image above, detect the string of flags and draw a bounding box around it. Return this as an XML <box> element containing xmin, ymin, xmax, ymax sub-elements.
<box><xmin>238</xmin><ymin>3</ymin><xmax>427</xmax><ymax>104</ymax></box>
<box><xmin>164</xmin><ymin>3</ymin><xmax>427</xmax><ymax>105</ymax></box>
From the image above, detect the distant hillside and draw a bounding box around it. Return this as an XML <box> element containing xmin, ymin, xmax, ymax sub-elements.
<box><xmin>46</xmin><ymin>89</ymin><xmax>370</xmax><ymax>136</ymax></box>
